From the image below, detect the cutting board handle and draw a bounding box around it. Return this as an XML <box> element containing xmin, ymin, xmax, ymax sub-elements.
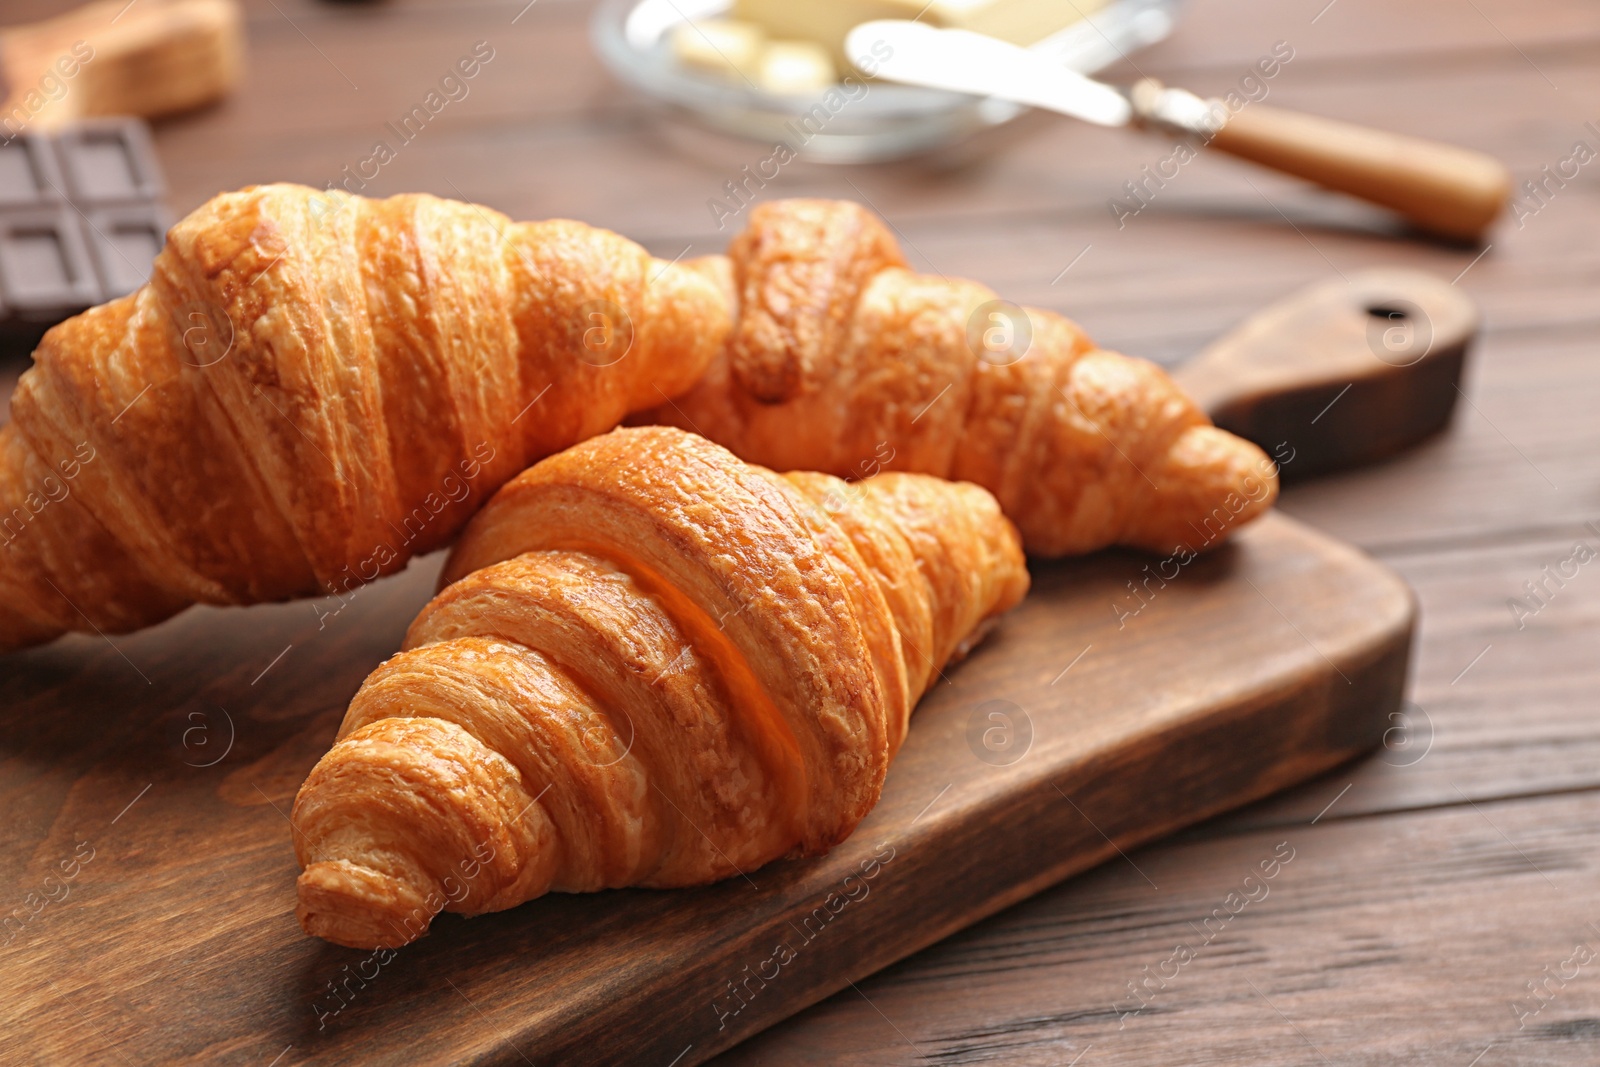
<box><xmin>1173</xmin><ymin>267</ymin><xmax>1479</xmax><ymax>480</ymax></box>
<box><xmin>1205</xmin><ymin>103</ymin><xmax>1511</xmax><ymax>243</ymax></box>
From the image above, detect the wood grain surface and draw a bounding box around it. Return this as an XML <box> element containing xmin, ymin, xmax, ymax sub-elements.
<box><xmin>0</xmin><ymin>0</ymin><xmax>1596</xmax><ymax>1063</ymax></box>
<box><xmin>0</xmin><ymin>514</ymin><xmax>1409</xmax><ymax>1066</ymax></box>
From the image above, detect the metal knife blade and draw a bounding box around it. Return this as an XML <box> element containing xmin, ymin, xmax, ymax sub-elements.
<box><xmin>843</xmin><ymin>18</ymin><xmax>1510</xmax><ymax>243</ymax></box>
<box><xmin>845</xmin><ymin>19</ymin><xmax>1134</xmax><ymax>128</ymax></box>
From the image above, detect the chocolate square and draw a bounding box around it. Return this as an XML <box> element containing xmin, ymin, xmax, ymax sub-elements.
<box><xmin>0</xmin><ymin>134</ymin><xmax>66</xmax><ymax>208</ymax></box>
<box><xmin>0</xmin><ymin>118</ymin><xmax>168</xmax><ymax>352</ymax></box>
<box><xmin>85</xmin><ymin>202</ymin><xmax>172</xmax><ymax>297</ymax></box>
<box><xmin>52</xmin><ymin>118</ymin><xmax>165</xmax><ymax>206</ymax></box>
<box><xmin>0</xmin><ymin>206</ymin><xmax>102</xmax><ymax>321</ymax></box>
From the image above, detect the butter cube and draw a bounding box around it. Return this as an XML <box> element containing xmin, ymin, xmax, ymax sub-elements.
<box><xmin>669</xmin><ymin>18</ymin><xmax>767</xmax><ymax>81</ymax></box>
<box><xmin>733</xmin><ymin>0</ymin><xmax>920</xmax><ymax>64</ymax></box>
<box><xmin>732</xmin><ymin>0</ymin><xmax>1110</xmax><ymax>65</ymax></box>
<box><xmin>939</xmin><ymin>0</ymin><xmax>1112</xmax><ymax>47</ymax></box>
<box><xmin>757</xmin><ymin>40</ymin><xmax>838</xmax><ymax>94</ymax></box>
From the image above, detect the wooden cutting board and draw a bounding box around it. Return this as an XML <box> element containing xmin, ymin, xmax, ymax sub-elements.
<box><xmin>0</xmin><ymin>510</ymin><xmax>1412</xmax><ymax>1066</ymax></box>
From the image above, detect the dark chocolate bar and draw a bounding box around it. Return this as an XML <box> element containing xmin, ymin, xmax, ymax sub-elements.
<box><xmin>0</xmin><ymin>117</ymin><xmax>170</xmax><ymax>353</ymax></box>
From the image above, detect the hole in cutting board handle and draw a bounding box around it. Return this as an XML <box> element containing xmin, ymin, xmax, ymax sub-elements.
<box><xmin>1174</xmin><ymin>269</ymin><xmax>1480</xmax><ymax>481</ymax></box>
<box><xmin>1364</xmin><ymin>304</ymin><xmax>1409</xmax><ymax>320</ymax></box>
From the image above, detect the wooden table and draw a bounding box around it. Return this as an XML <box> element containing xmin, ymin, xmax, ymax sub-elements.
<box><xmin>3</xmin><ymin>0</ymin><xmax>1598</xmax><ymax>1063</ymax></box>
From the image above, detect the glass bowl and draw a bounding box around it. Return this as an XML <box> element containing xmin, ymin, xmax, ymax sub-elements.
<box><xmin>590</xmin><ymin>0</ymin><xmax>1182</xmax><ymax>163</ymax></box>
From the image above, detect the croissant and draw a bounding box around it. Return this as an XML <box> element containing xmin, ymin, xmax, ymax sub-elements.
<box><xmin>0</xmin><ymin>188</ymin><xmax>1270</xmax><ymax>652</ymax></box>
<box><xmin>0</xmin><ymin>183</ymin><xmax>726</xmax><ymax>650</ymax></box>
<box><xmin>643</xmin><ymin>198</ymin><xmax>1278</xmax><ymax>558</ymax></box>
<box><xmin>292</xmin><ymin>426</ymin><xmax>1028</xmax><ymax>949</ymax></box>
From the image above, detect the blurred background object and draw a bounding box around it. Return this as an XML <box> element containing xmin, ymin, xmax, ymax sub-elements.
<box><xmin>599</xmin><ymin>0</ymin><xmax>1510</xmax><ymax>238</ymax></box>
<box><xmin>0</xmin><ymin>0</ymin><xmax>243</xmax><ymax>132</ymax></box>
<box><xmin>847</xmin><ymin>19</ymin><xmax>1509</xmax><ymax>240</ymax></box>
<box><xmin>592</xmin><ymin>0</ymin><xmax>1178</xmax><ymax>161</ymax></box>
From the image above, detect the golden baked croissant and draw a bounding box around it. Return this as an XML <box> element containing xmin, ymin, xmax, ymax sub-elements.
<box><xmin>0</xmin><ymin>189</ymin><xmax>1269</xmax><ymax>652</ymax></box>
<box><xmin>292</xmin><ymin>426</ymin><xmax>1028</xmax><ymax>949</ymax></box>
<box><xmin>0</xmin><ymin>183</ymin><xmax>726</xmax><ymax>650</ymax></box>
<box><xmin>643</xmin><ymin>199</ymin><xmax>1278</xmax><ymax>558</ymax></box>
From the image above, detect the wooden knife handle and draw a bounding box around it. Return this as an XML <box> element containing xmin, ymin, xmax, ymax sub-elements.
<box><xmin>1206</xmin><ymin>104</ymin><xmax>1511</xmax><ymax>243</ymax></box>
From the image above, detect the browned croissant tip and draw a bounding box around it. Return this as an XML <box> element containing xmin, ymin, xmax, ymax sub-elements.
<box><xmin>296</xmin><ymin>859</ymin><xmax>439</xmax><ymax>949</ymax></box>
